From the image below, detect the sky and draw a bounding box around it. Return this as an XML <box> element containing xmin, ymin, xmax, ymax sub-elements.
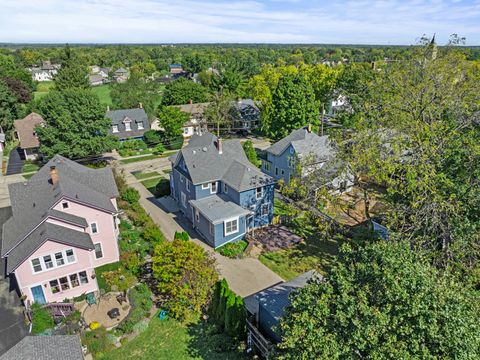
<box><xmin>0</xmin><ymin>0</ymin><xmax>480</xmax><ymax>45</ymax></box>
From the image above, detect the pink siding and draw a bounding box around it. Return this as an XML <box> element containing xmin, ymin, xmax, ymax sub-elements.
<box><xmin>16</xmin><ymin>241</ymin><xmax>98</xmax><ymax>303</ymax></box>
<box><xmin>45</xmin><ymin>218</ymin><xmax>85</xmax><ymax>231</ymax></box>
<box><xmin>13</xmin><ymin>196</ymin><xmax>120</xmax><ymax>303</ymax></box>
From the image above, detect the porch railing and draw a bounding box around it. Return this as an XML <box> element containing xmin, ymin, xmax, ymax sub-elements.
<box><xmin>246</xmin><ymin>318</ymin><xmax>273</xmax><ymax>359</ymax></box>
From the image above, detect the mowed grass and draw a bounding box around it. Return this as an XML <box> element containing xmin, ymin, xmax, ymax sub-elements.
<box><xmin>119</xmin><ymin>154</ymin><xmax>162</xmax><ymax>164</ymax></box>
<box><xmin>91</xmin><ymin>84</ymin><xmax>113</xmax><ymax>106</ymax></box>
<box><xmin>33</xmin><ymin>81</ymin><xmax>55</xmax><ymax>100</ymax></box>
<box><xmin>141</xmin><ymin>177</ymin><xmax>162</xmax><ymax>195</ymax></box>
<box><xmin>132</xmin><ymin>171</ymin><xmax>162</xmax><ymax>180</ymax></box>
<box><xmin>258</xmin><ymin>199</ymin><xmax>343</xmax><ymax>280</ymax></box>
<box><xmin>103</xmin><ymin>316</ymin><xmax>246</xmax><ymax>360</ymax></box>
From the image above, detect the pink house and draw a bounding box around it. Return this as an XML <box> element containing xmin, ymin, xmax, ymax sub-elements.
<box><xmin>1</xmin><ymin>155</ymin><xmax>120</xmax><ymax>304</ymax></box>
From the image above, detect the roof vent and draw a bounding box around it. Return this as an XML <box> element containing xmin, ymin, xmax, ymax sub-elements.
<box><xmin>33</xmin><ymin>202</ymin><xmax>35</xmax><ymax>208</ymax></box>
<box><xmin>76</xmin><ymin>194</ymin><xmax>79</xmax><ymax>199</ymax></box>
<box><xmin>202</xmin><ymin>147</ymin><xmax>207</xmax><ymax>152</ymax></box>
<box><xmin>192</xmin><ymin>150</ymin><xmax>196</xmax><ymax>154</ymax></box>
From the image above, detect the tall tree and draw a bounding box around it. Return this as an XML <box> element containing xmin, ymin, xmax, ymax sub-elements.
<box><xmin>110</xmin><ymin>74</ymin><xmax>157</xmax><ymax>117</ymax></box>
<box><xmin>0</xmin><ymin>80</ymin><xmax>20</xmax><ymax>133</ymax></box>
<box><xmin>204</xmin><ymin>91</ymin><xmax>233</xmax><ymax>136</ymax></box>
<box><xmin>54</xmin><ymin>51</ymin><xmax>89</xmax><ymax>91</ymax></box>
<box><xmin>36</xmin><ymin>89</ymin><xmax>117</xmax><ymax>159</ymax></box>
<box><xmin>161</xmin><ymin>77</ymin><xmax>209</xmax><ymax>106</ymax></box>
<box><xmin>278</xmin><ymin>241</ymin><xmax>480</xmax><ymax>359</ymax></box>
<box><xmin>269</xmin><ymin>73</ymin><xmax>319</xmax><ymax>140</ymax></box>
<box><xmin>157</xmin><ymin>106</ymin><xmax>189</xmax><ymax>143</ymax></box>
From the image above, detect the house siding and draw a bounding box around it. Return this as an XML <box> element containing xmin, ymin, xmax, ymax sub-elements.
<box><xmin>213</xmin><ymin>216</ymin><xmax>247</xmax><ymax>248</ymax></box>
<box><xmin>263</xmin><ymin>145</ymin><xmax>296</xmax><ymax>184</ymax></box>
<box><xmin>14</xmin><ymin>241</ymin><xmax>99</xmax><ymax>304</ymax></box>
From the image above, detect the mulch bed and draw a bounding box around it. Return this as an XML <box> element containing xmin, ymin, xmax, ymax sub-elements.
<box><xmin>252</xmin><ymin>225</ymin><xmax>304</xmax><ymax>251</ymax></box>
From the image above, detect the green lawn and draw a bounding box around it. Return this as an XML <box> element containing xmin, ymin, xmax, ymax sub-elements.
<box><xmin>141</xmin><ymin>177</ymin><xmax>162</xmax><ymax>195</ymax></box>
<box><xmin>120</xmin><ymin>154</ymin><xmax>161</xmax><ymax>164</ymax></box>
<box><xmin>103</xmin><ymin>317</ymin><xmax>246</xmax><ymax>360</ymax></box>
<box><xmin>91</xmin><ymin>84</ymin><xmax>113</xmax><ymax>106</ymax></box>
<box><xmin>258</xmin><ymin>199</ymin><xmax>344</xmax><ymax>280</ymax></box>
<box><xmin>22</xmin><ymin>162</ymin><xmax>40</xmax><ymax>173</ymax></box>
<box><xmin>132</xmin><ymin>171</ymin><xmax>162</xmax><ymax>180</ymax></box>
<box><xmin>94</xmin><ymin>262</ymin><xmax>121</xmax><ymax>292</ymax></box>
<box><xmin>33</xmin><ymin>81</ymin><xmax>55</xmax><ymax>100</ymax></box>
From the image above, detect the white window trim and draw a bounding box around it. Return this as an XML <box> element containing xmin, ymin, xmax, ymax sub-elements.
<box><xmin>201</xmin><ymin>183</ymin><xmax>209</xmax><ymax>190</ymax></box>
<box><xmin>261</xmin><ymin>203</ymin><xmax>270</xmax><ymax>216</ymax></box>
<box><xmin>137</xmin><ymin>121</ymin><xmax>144</xmax><ymax>130</ymax></box>
<box><xmin>256</xmin><ymin>187</ymin><xmax>263</xmax><ymax>200</ymax></box>
<box><xmin>112</xmin><ymin>125</ymin><xmax>119</xmax><ymax>133</ymax></box>
<box><xmin>223</xmin><ymin>183</ymin><xmax>228</xmax><ymax>193</ymax></box>
<box><xmin>210</xmin><ymin>181</ymin><xmax>217</xmax><ymax>194</ymax></box>
<box><xmin>94</xmin><ymin>243</ymin><xmax>104</xmax><ymax>259</ymax></box>
<box><xmin>30</xmin><ymin>248</ymin><xmax>77</xmax><ymax>275</ymax></box>
<box><xmin>90</xmin><ymin>222</ymin><xmax>99</xmax><ymax>234</ymax></box>
<box><xmin>224</xmin><ymin>217</ymin><xmax>239</xmax><ymax>236</ymax></box>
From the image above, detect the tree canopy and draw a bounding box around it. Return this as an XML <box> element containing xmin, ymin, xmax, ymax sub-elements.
<box><xmin>278</xmin><ymin>241</ymin><xmax>480</xmax><ymax>359</ymax></box>
<box><xmin>161</xmin><ymin>77</ymin><xmax>209</xmax><ymax>106</ymax></box>
<box><xmin>35</xmin><ymin>89</ymin><xmax>117</xmax><ymax>159</ymax></box>
<box><xmin>157</xmin><ymin>106</ymin><xmax>189</xmax><ymax>144</ymax></box>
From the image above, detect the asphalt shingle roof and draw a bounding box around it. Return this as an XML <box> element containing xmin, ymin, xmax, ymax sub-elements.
<box><xmin>0</xmin><ymin>335</ymin><xmax>84</xmax><ymax>360</ymax></box>
<box><xmin>13</xmin><ymin>113</ymin><xmax>45</xmax><ymax>149</ymax></box>
<box><xmin>266</xmin><ymin>127</ymin><xmax>334</xmax><ymax>162</ymax></box>
<box><xmin>173</xmin><ymin>133</ymin><xmax>273</xmax><ymax>192</ymax></box>
<box><xmin>106</xmin><ymin>108</ymin><xmax>150</xmax><ymax>139</ymax></box>
<box><xmin>190</xmin><ymin>194</ymin><xmax>251</xmax><ymax>224</ymax></box>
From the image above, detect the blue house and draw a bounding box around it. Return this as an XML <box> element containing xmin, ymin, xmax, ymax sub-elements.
<box><xmin>262</xmin><ymin>126</ymin><xmax>353</xmax><ymax>192</ymax></box>
<box><xmin>169</xmin><ymin>133</ymin><xmax>275</xmax><ymax>248</ymax></box>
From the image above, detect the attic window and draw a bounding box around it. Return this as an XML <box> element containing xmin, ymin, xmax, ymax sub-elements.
<box><xmin>112</xmin><ymin>125</ymin><xmax>119</xmax><ymax>133</ymax></box>
<box><xmin>137</xmin><ymin>121</ymin><xmax>144</xmax><ymax>130</ymax></box>
<box><xmin>62</xmin><ymin>201</ymin><xmax>69</xmax><ymax>209</ymax></box>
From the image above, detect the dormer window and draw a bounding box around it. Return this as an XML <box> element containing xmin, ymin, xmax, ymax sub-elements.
<box><xmin>112</xmin><ymin>125</ymin><xmax>119</xmax><ymax>133</ymax></box>
<box><xmin>137</xmin><ymin>121</ymin><xmax>144</xmax><ymax>130</ymax></box>
<box><xmin>123</xmin><ymin>117</ymin><xmax>132</xmax><ymax>131</ymax></box>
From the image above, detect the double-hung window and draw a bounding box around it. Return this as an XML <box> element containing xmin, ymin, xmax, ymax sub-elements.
<box><xmin>210</xmin><ymin>182</ymin><xmax>217</xmax><ymax>194</ymax></box>
<box><xmin>125</xmin><ymin>122</ymin><xmax>132</xmax><ymax>131</ymax></box>
<box><xmin>43</xmin><ymin>255</ymin><xmax>54</xmax><ymax>269</ymax></box>
<box><xmin>256</xmin><ymin>187</ymin><xmax>263</xmax><ymax>200</ymax></box>
<box><xmin>59</xmin><ymin>276</ymin><xmax>70</xmax><ymax>291</ymax></box>
<box><xmin>32</xmin><ymin>258</ymin><xmax>42</xmax><ymax>273</ymax></box>
<box><xmin>55</xmin><ymin>252</ymin><xmax>65</xmax><ymax>266</ymax></box>
<box><xmin>50</xmin><ymin>279</ymin><xmax>60</xmax><ymax>294</ymax></box>
<box><xmin>66</xmin><ymin>249</ymin><xmax>75</xmax><ymax>263</ymax></box>
<box><xmin>94</xmin><ymin>243</ymin><xmax>103</xmax><ymax>259</ymax></box>
<box><xmin>69</xmin><ymin>274</ymin><xmax>80</xmax><ymax>288</ymax></box>
<box><xmin>79</xmin><ymin>271</ymin><xmax>89</xmax><ymax>285</ymax></box>
<box><xmin>225</xmin><ymin>218</ymin><xmax>239</xmax><ymax>236</ymax></box>
<box><xmin>90</xmin><ymin>222</ymin><xmax>98</xmax><ymax>234</ymax></box>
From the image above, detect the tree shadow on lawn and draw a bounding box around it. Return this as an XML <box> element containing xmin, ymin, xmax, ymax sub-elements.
<box><xmin>186</xmin><ymin>321</ymin><xmax>247</xmax><ymax>360</ymax></box>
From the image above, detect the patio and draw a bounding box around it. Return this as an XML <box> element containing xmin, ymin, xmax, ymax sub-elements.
<box><xmin>251</xmin><ymin>225</ymin><xmax>304</xmax><ymax>252</ymax></box>
<box><xmin>77</xmin><ymin>292</ymin><xmax>131</xmax><ymax>330</ymax></box>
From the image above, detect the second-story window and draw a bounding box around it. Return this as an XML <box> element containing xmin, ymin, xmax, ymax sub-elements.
<box><xmin>112</xmin><ymin>125</ymin><xmax>119</xmax><ymax>133</ymax></box>
<box><xmin>66</xmin><ymin>249</ymin><xmax>75</xmax><ymax>263</ymax></box>
<box><xmin>94</xmin><ymin>243</ymin><xmax>103</xmax><ymax>259</ymax></box>
<box><xmin>55</xmin><ymin>252</ymin><xmax>65</xmax><ymax>266</ymax></box>
<box><xmin>32</xmin><ymin>258</ymin><xmax>42</xmax><ymax>273</ymax></box>
<box><xmin>43</xmin><ymin>255</ymin><xmax>54</xmax><ymax>269</ymax></box>
<box><xmin>137</xmin><ymin>121</ymin><xmax>144</xmax><ymax>130</ymax></box>
<box><xmin>256</xmin><ymin>187</ymin><xmax>263</xmax><ymax>199</ymax></box>
<box><xmin>91</xmin><ymin>222</ymin><xmax>98</xmax><ymax>234</ymax></box>
<box><xmin>125</xmin><ymin>122</ymin><xmax>132</xmax><ymax>131</ymax></box>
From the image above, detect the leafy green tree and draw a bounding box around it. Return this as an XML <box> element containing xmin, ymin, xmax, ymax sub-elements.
<box><xmin>54</xmin><ymin>46</ymin><xmax>89</xmax><ymax>91</ymax></box>
<box><xmin>110</xmin><ymin>74</ymin><xmax>158</xmax><ymax>117</ymax></box>
<box><xmin>204</xmin><ymin>91</ymin><xmax>232</xmax><ymax>136</ymax></box>
<box><xmin>214</xmin><ymin>279</ymin><xmax>229</xmax><ymax>326</ymax></box>
<box><xmin>278</xmin><ymin>241</ymin><xmax>480</xmax><ymax>359</ymax></box>
<box><xmin>269</xmin><ymin>73</ymin><xmax>319</xmax><ymax>140</ymax></box>
<box><xmin>143</xmin><ymin>129</ymin><xmax>162</xmax><ymax>146</ymax></box>
<box><xmin>0</xmin><ymin>80</ymin><xmax>21</xmax><ymax>133</ymax></box>
<box><xmin>152</xmin><ymin>238</ymin><xmax>218</xmax><ymax>320</ymax></box>
<box><xmin>242</xmin><ymin>140</ymin><xmax>260</xmax><ymax>167</ymax></box>
<box><xmin>161</xmin><ymin>77</ymin><xmax>209</xmax><ymax>106</ymax></box>
<box><xmin>225</xmin><ymin>295</ymin><xmax>246</xmax><ymax>338</ymax></box>
<box><xmin>158</xmin><ymin>106</ymin><xmax>189</xmax><ymax>144</ymax></box>
<box><xmin>36</xmin><ymin>89</ymin><xmax>117</xmax><ymax>158</ymax></box>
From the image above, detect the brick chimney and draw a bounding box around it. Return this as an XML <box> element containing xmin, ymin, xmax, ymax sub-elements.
<box><xmin>50</xmin><ymin>166</ymin><xmax>58</xmax><ymax>185</ymax></box>
<box><xmin>217</xmin><ymin>138</ymin><xmax>223</xmax><ymax>154</ymax></box>
<box><xmin>106</xmin><ymin>105</ymin><xmax>110</xmax><ymax>112</ymax></box>
<box><xmin>139</xmin><ymin>102</ymin><xmax>143</xmax><ymax>109</ymax></box>
<box><xmin>189</xmin><ymin>99</ymin><xmax>193</xmax><ymax>105</ymax></box>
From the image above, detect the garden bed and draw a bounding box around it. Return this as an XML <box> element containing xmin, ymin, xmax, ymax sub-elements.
<box><xmin>216</xmin><ymin>240</ymin><xmax>248</xmax><ymax>258</ymax></box>
<box><xmin>253</xmin><ymin>225</ymin><xmax>303</xmax><ymax>252</ymax></box>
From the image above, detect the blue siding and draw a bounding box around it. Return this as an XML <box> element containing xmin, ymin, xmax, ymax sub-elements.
<box><xmin>258</xmin><ymin>304</ymin><xmax>282</xmax><ymax>343</ymax></box>
<box><xmin>213</xmin><ymin>216</ymin><xmax>247</xmax><ymax>248</ymax></box>
<box><xmin>239</xmin><ymin>184</ymin><xmax>274</xmax><ymax>228</ymax></box>
<box><xmin>263</xmin><ymin>145</ymin><xmax>296</xmax><ymax>184</ymax></box>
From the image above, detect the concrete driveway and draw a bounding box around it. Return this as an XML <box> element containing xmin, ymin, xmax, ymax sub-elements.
<box><xmin>0</xmin><ymin>207</ymin><xmax>28</xmax><ymax>355</ymax></box>
<box><xmin>121</xmin><ymin>168</ymin><xmax>283</xmax><ymax>297</ymax></box>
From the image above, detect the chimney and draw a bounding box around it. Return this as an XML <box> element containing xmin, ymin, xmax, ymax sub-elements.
<box><xmin>217</xmin><ymin>138</ymin><xmax>223</xmax><ymax>154</ymax></box>
<box><xmin>106</xmin><ymin>105</ymin><xmax>110</xmax><ymax>112</ymax></box>
<box><xmin>307</xmin><ymin>123</ymin><xmax>312</xmax><ymax>133</ymax></box>
<box><xmin>139</xmin><ymin>102</ymin><xmax>143</xmax><ymax>109</ymax></box>
<box><xmin>189</xmin><ymin>99</ymin><xmax>193</xmax><ymax>105</ymax></box>
<box><xmin>50</xmin><ymin>166</ymin><xmax>58</xmax><ymax>185</ymax></box>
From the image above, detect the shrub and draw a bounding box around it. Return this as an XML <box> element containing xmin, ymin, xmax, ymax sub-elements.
<box><xmin>95</xmin><ymin>262</ymin><xmax>122</xmax><ymax>292</ymax></box>
<box><xmin>130</xmin><ymin>283</ymin><xmax>153</xmax><ymax>312</ymax></box>
<box><xmin>225</xmin><ymin>295</ymin><xmax>246</xmax><ymax>338</ymax></box>
<box><xmin>143</xmin><ymin>130</ymin><xmax>162</xmax><ymax>146</ymax></box>
<box><xmin>152</xmin><ymin>143</ymin><xmax>166</xmax><ymax>155</ymax></box>
<box><xmin>31</xmin><ymin>303</ymin><xmax>54</xmax><ymax>335</ymax></box>
<box><xmin>174</xmin><ymin>231</ymin><xmax>189</xmax><ymax>241</ymax></box>
<box><xmin>214</xmin><ymin>279</ymin><xmax>229</xmax><ymax>327</ymax></box>
<box><xmin>216</xmin><ymin>240</ymin><xmax>248</xmax><ymax>258</ymax></box>
<box><xmin>121</xmin><ymin>229</ymin><xmax>142</xmax><ymax>243</ymax></box>
<box><xmin>142</xmin><ymin>225</ymin><xmax>165</xmax><ymax>244</ymax></box>
<box><xmin>165</xmin><ymin>135</ymin><xmax>184</xmax><ymax>150</ymax></box>
<box><xmin>242</xmin><ymin>140</ymin><xmax>260</xmax><ymax>167</ymax></box>
<box><xmin>155</xmin><ymin>178</ymin><xmax>171</xmax><ymax>197</ymax></box>
<box><xmin>127</xmin><ymin>203</ymin><xmax>153</xmax><ymax>227</ymax></box>
<box><xmin>82</xmin><ymin>327</ymin><xmax>114</xmax><ymax>355</ymax></box>
<box><xmin>119</xmin><ymin>220</ymin><xmax>132</xmax><ymax>231</ymax></box>
<box><xmin>121</xmin><ymin>187</ymin><xmax>140</xmax><ymax>204</ymax></box>
<box><xmin>102</xmin><ymin>268</ymin><xmax>137</xmax><ymax>292</ymax></box>
<box><xmin>121</xmin><ymin>251</ymin><xmax>142</xmax><ymax>275</ymax></box>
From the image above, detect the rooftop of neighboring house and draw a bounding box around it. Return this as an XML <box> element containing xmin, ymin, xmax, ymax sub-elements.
<box><xmin>169</xmin><ymin>64</ymin><xmax>183</xmax><ymax>69</ymax></box>
<box><xmin>266</xmin><ymin>126</ymin><xmax>334</xmax><ymax>162</ymax></box>
<box><xmin>244</xmin><ymin>270</ymin><xmax>319</xmax><ymax>321</ymax></box>
<box><xmin>114</xmin><ymin>67</ymin><xmax>128</xmax><ymax>74</ymax></box>
<box><xmin>233</xmin><ymin>98</ymin><xmax>259</xmax><ymax>112</ymax></box>
<box><xmin>1</xmin><ymin>155</ymin><xmax>118</xmax><ymax>273</ymax></box>
<box><xmin>0</xmin><ymin>335</ymin><xmax>83</xmax><ymax>360</ymax></box>
<box><xmin>170</xmin><ymin>132</ymin><xmax>273</xmax><ymax>192</ymax></box>
<box><xmin>106</xmin><ymin>107</ymin><xmax>150</xmax><ymax>138</ymax></box>
<box><xmin>13</xmin><ymin>112</ymin><xmax>45</xmax><ymax>149</ymax></box>
<box><xmin>89</xmin><ymin>74</ymin><xmax>104</xmax><ymax>83</ymax></box>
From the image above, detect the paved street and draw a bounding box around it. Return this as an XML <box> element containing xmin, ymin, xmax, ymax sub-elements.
<box><xmin>119</xmin><ymin>164</ymin><xmax>283</xmax><ymax>297</ymax></box>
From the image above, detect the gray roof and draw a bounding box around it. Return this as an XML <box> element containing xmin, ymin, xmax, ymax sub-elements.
<box><xmin>2</xmin><ymin>155</ymin><xmax>117</xmax><ymax>266</ymax></box>
<box><xmin>106</xmin><ymin>108</ymin><xmax>150</xmax><ymax>139</ymax></box>
<box><xmin>0</xmin><ymin>335</ymin><xmax>83</xmax><ymax>360</ymax></box>
<box><xmin>6</xmin><ymin>222</ymin><xmax>94</xmax><ymax>273</ymax></box>
<box><xmin>266</xmin><ymin>128</ymin><xmax>334</xmax><ymax>163</ymax></box>
<box><xmin>114</xmin><ymin>67</ymin><xmax>128</xmax><ymax>74</ymax></box>
<box><xmin>172</xmin><ymin>133</ymin><xmax>273</xmax><ymax>192</ymax></box>
<box><xmin>244</xmin><ymin>270</ymin><xmax>319</xmax><ymax>320</ymax></box>
<box><xmin>190</xmin><ymin>194</ymin><xmax>251</xmax><ymax>224</ymax></box>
